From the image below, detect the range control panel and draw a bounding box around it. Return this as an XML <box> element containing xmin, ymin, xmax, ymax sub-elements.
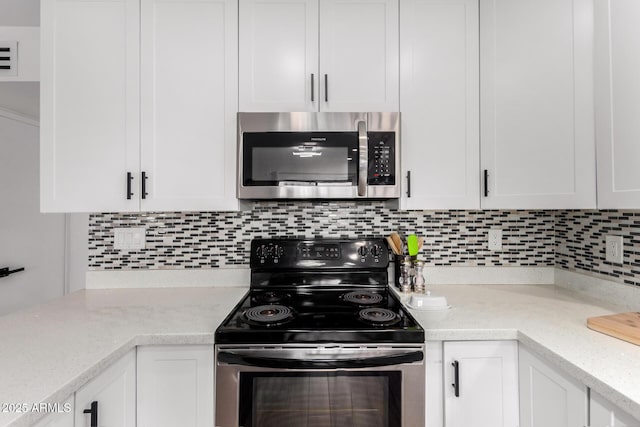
<box><xmin>250</xmin><ymin>239</ymin><xmax>389</xmax><ymax>269</ymax></box>
<box><xmin>367</xmin><ymin>132</ymin><xmax>396</xmax><ymax>186</ymax></box>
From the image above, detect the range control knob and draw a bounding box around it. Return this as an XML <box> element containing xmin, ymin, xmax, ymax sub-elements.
<box><xmin>358</xmin><ymin>246</ymin><xmax>368</xmax><ymax>257</ymax></box>
<box><xmin>371</xmin><ymin>245</ymin><xmax>382</xmax><ymax>257</ymax></box>
<box><xmin>273</xmin><ymin>245</ymin><xmax>284</xmax><ymax>258</ymax></box>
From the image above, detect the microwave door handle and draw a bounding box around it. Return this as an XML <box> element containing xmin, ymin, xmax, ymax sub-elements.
<box><xmin>217</xmin><ymin>351</ymin><xmax>423</xmax><ymax>369</ymax></box>
<box><xmin>357</xmin><ymin>121</ymin><xmax>368</xmax><ymax>197</ymax></box>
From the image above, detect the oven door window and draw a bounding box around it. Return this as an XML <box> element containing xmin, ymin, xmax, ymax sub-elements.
<box><xmin>238</xmin><ymin>371</ymin><xmax>401</xmax><ymax>427</ymax></box>
<box><xmin>242</xmin><ymin>132</ymin><xmax>358</xmax><ymax>186</ymax></box>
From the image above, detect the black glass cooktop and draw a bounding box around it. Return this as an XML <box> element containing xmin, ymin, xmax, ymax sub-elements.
<box><xmin>215</xmin><ymin>288</ymin><xmax>424</xmax><ymax>344</ymax></box>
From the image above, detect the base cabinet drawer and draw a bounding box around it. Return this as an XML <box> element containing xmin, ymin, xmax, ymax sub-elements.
<box><xmin>519</xmin><ymin>346</ymin><xmax>587</xmax><ymax>427</ymax></box>
<box><xmin>443</xmin><ymin>340</ymin><xmax>519</xmax><ymax>427</ymax></box>
<box><xmin>590</xmin><ymin>391</ymin><xmax>639</xmax><ymax>427</ymax></box>
<box><xmin>137</xmin><ymin>345</ymin><xmax>214</xmax><ymax>427</ymax></box>
<box><xmin>75</xmin><ymin>350</ymin><xmax>136</xmax><ymax>427</ymax></box>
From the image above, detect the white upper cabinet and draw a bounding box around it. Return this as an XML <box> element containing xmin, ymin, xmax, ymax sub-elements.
<box><xmin>41</xmin><ymin>0</ymin><xmax>140</xmax><ymax>213</ymax></box>
<box><xmin>239</xmin><ymin>0</ymin><xmax>318</xmax><ymax>112</ymax></box>
<box><xmin>239</xmin><ymin>0</ymin><xmax>399</xmax><ymax>112</ymax></box>
<box><xmin>400</xmin><ymin>0</ymin><xmax>480</xmax><ymax>209</ymax></box>
<box><xmin>140</xmin><ymin>0</ymin><xmax>238</xmax><ymax>211</ymax></box>
<box><xmin>41</xmin><ymin>0</ymin><xmax>238</xmax><ymax>213</ymax></box>
<box><xmin>319</xmin><ymin>0</ymin><xmax>399</xmax><ymax>112</ymax></box>
<box><xmin>595</xmin><ymin>0</ymin><xmax>640</xmax><ymax>209</ymax></box>
<box><xmin>519</xmin><ymin>346</ymin><xmax>587</xmax><ymax>427</ymax></box>
<box><xmin>480</xmin><ymin>0</ymin><xmax>597</xmax><ymax>209</ymax></box>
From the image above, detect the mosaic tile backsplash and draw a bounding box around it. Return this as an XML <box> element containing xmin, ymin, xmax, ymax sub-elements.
<box><xmin>556</xmin><ymin>210</ymin><xmax>640</xmax><ymax>287</ymax></box>
<box><xmin>88</xmin><ymin>202</ymin><xmax>555</xmax><ymax>270</ymax></box>
<box><xmin>87</xmin><ymin>202</ymin><xmax>640</xmax><ymax>287</ymax></box>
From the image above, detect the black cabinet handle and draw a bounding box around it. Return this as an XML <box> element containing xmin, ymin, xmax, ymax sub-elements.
<box><xmin>406</xmin><ymin>171</ymin><xmax>411</xmax><ymax>198</ymax></box>
<box><xmin>142</xmin><ymin>171</ymin><xmax>148</xmax><ymax>199</ymax></box>
<box><xmin>483</xmin><ymin>169</ymin><xmax>489</xmax><ymax>197</ymax></box>
<box><xmin>0</xmin><ymin>267</ymin><xmax>25</xmax><ymax>278</ymax></box>
<box><xmin>126</xmin><ymin>172</ymin><xmax>134</xmax><ymax>200</ymax></box>
<box><xmin>83</xmin><ymin>401</ymin><xmax>98</xmax><ymax>427</ymax></box>
<box><xmin>311</xmin><ymin>73</ymin><xmax>315</xmax><ymax>102</ymax></box>
<box><xmin>324</xmin><ymin>74</ymin><xmax>328</xmax><ymax>102</ymax></box>
<box><xmin>452</xmin><ymin>361</ymin><xmax>460</xmax><ymax>397</ymax></box>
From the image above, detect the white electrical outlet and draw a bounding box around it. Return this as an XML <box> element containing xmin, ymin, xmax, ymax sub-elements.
<box><xmin>488</xmin><ymin>229</ymin><xmax>503</xmax><ymax>251</ymax></box>
<box><xmin>605</xmin><ymin>235</ymin><xmax>624</xmax><ymax>264</ymax></box>
<box><xmin>114</xmin><ymin>227</ymin><xmax>146</xmax><ymax>250</ymax></box>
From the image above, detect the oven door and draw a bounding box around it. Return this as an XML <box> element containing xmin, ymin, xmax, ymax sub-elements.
<box><xmin>215</xmin><ymin>345</ymin><xmax>425</xmax><ymax>427</ymax></box>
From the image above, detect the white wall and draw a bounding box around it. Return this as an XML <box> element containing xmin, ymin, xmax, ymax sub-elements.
<box><xmin>0</xmin><ymin>115</ymin><xmax>66</xmax><ymax>315</ymax></box>
<box><xmin>0</xmin><ymin>0</ymin><xmax>40</xmax><ymax>26</ymax></box>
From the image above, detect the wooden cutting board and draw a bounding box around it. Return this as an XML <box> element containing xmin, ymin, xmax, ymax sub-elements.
<box><xmin>587</xmin><ymin>312</ymin><xmax>640</xmax><ymax>346</ymax></box>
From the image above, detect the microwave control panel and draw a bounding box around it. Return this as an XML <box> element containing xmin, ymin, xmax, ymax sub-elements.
<box><xmin>367</xmin><ymin>132</ymin><xmax>396</xmax><ymax>186</ymax></box>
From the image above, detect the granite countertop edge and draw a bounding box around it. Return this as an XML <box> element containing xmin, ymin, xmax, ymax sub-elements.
<box><xmin>1</xmin><ymin>284</ymin><xmax>639</xmax><ymax>426</ymax></box>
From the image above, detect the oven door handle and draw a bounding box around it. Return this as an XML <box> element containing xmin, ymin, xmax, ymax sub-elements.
<box><xmin>217</xmin><ymin>350</ymin><xmax>424</xmax><ymax>369</ymax></box>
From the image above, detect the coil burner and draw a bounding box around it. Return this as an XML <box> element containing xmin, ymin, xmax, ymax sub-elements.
<box><xmin>358</xmin><ymin>308</ymin><xmax>400</xmax><ymax>326</ymax></box>
<box><xmin>342</xmin><ymin>291</ymin><xmax>384</xmax><ymax>306</ymax></box>
<box><xmin>244</xmin><ymin>305</ymin><xmax>294</xmax><ymax>326</ymax></box>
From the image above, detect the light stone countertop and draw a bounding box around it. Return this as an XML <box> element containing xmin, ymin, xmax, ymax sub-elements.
<box><xmin>0</xmin><ymin>284</ymin><xmax>639</xmax><ymax>426</ymax></box>
<box><xmin>0</xmin><ymin>287</ymin><xmax>249</xmax><ymax>427</ymax></box>
<box><xmin>398</xmin><ymin>284</ymin><xmax>640</xmax><ymax>421</ymax></box>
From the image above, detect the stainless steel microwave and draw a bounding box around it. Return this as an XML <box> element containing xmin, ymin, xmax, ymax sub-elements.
<box><xmin>237</xmin><ymin>112</ymin><xmax>400</xmax><ymax>199</ymax></box>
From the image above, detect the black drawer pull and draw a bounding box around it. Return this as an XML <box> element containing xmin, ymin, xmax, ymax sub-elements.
<box><xmin>126</xmin><ymin>172</ymin><xmax>134</xmax><ymax>199</ymax></box>
<box><xmin>83</xmin><ymin>401</ymin><xmax>98</xmax><ymax>427</ymax></box>
<box><xmin>311</xmin><ymin>73</ymin><xmax>315</xmax><ymax>102</ymax></box>
<box><xmin>0</xmin><ymin>57</ymin><xmax>10</xmax><ymax>61</ymax></box>
<box><xmin>0</xmin><ymin>47</ymin><xmax>9</xmax><ymax>52</ymax></box>
<box><xmin>0</xmin><ymin>267</ymin><xmax>25</xmax><ymax>278</ymax></box>
<box><xmin>141</xmin><ymin>171</ymin><xmax>148</xmax><ymax>199</ymax></box>
<box><xmin>452</xmin><ymin>360</ymin><xmax>460</xmax><ymax>397</ymax></box>
<box><xmin>483</xmin><ymin>169</ymin><xmax>489</xmax><ymax>197</ymax></box>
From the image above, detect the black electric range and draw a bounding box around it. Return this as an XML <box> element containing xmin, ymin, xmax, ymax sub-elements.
<box><xmin>215</xmin><ymin>238</ymin><xmax>424</xmax><ymax>344</ymax></box>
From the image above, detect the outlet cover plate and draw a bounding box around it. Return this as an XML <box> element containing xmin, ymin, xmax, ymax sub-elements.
<box><xmin>488</xmin><ymin>229</ymin><xmax>503</xmax><ymax>251</ymax></box>
<box><xmin>605</xmin><ymin>235</ymin><xmax>623</xmax><ymax>264</ymax></box>
<box><xmin>114</xmin><ymin>227</ymin><xmax>146</xmax><ymax>250</ymax></box>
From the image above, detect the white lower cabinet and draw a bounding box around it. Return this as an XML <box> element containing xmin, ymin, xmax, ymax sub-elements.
<box><xmin>137</xmin><ymin>345</ymin><xmax>214</xmax><ymax>427</ymax></box>
<box><xmin>443</xmin><ymin>341</ymin><xmax>519</xmax><ymax>427</ymax></box>
<box><xmin>32</xmin><ymin>397</ymin><xmax>74</xmax><ymax>427</ymax></box>
<box><xmin>590</xmin><ymin>391</ymin><xmax>639</xmax><ymax>427</ymax></box>
<box><xmin>518</xmin><ymin>346</ymin><xmax>587</xmax><ymax>427</ymax></box>
<box><xmin>75</xmin><ymin>350</ymin><xmax>136</xmax><ymax>427</ymax></box>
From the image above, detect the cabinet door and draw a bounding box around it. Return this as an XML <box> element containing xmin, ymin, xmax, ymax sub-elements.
<box><xmin>443</xmin><ymin>341</ymin><xmax>519</xmax><ymax>427</ymax></box>
<box><xmin>239</xmin><ymin>0</ymin><xmax>319</xmax><ymax>112</ymax></box>
<box><xmin>519</xmin><ymin>346</ymin><xmax>587</xmax><ymax>427</ymax></box>
<box><xmin>32</xmin><ymin>397</ymin><xmax>74</xmax><ymax>427</ymax></box>
<box><xmin>75</xmin><ymin>350</ymin><xmax>136</xmax><ymax>427</ymax></box>
<box><xmin>595</xmin><ymin>0</ymin><xmax>640</xmax><ymax>208</ymax></box>
<box><xmin>137</xmin><ymin>345</ymin><xmax>214</xmax><ymax>427</ymax></box>
<box><xmin>40</xmin><ymin>0</ymin><xmax>140</xmax><ymax>213</ymax></box>
<box><xmin>480</xmin><ymin>0</ymin><xmax>596</xmax><ymax>209</ymax></box>
<box><xmin>140</xmin><ymin>0</ymin><xmax>238</xmax><ymax>211</ymax></box>
<box><xmin>319</xmin><ymin>0</ymin><xmax>399</xmax><ymax>112</ymax></box>
<box><xmin>590</xmin><ymin>391</ymin><xmax>639</xmax><ymax>427</ymax></box>
<box><xmin>400</xmin><ymin>0</ymin><xmax>479</xmax><ymax>210</ymax></box>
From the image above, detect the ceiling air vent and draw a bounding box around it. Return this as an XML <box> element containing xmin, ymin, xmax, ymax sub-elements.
<box><xmin>0</xmin><ymin>41</ymin><xmax>18</xmax><ymax>77</ymax></box>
